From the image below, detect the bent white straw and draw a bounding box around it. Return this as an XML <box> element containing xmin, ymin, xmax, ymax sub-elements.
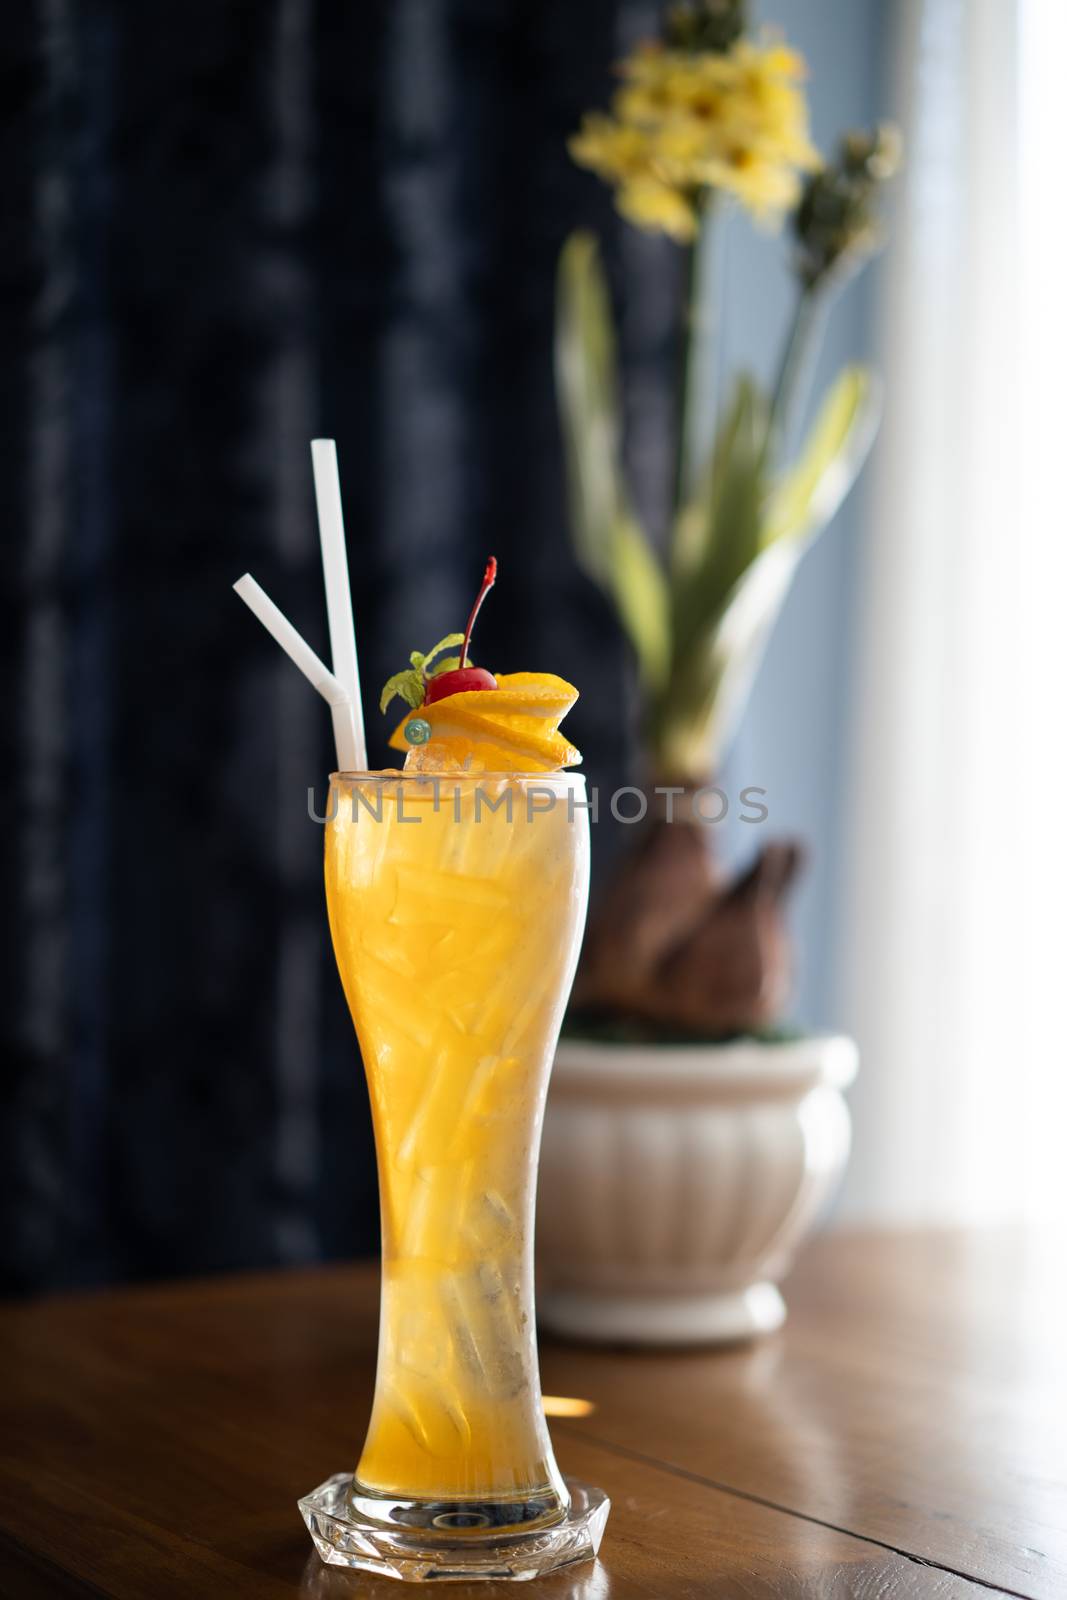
<box><xmin>311</xmin><ymin>440</ymin><xmax>367</xmax><ymax>771</ymax></box>
<box><xmin>232</xmin><ymin>573</ymin><xmax>359</xmax><ymax>771</ymax></box>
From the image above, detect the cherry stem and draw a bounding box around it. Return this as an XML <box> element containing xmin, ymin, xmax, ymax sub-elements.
<box><xmin>459</xmin><ymin>557</ymin><xmax>497</xmax><ymax>668</ymax></box>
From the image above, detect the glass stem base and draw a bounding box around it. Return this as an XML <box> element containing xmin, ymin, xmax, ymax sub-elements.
<box><xmin>299</xmin><ymin>1473</ymin><xmax>610</xmax><ymax>1582</ymax></box>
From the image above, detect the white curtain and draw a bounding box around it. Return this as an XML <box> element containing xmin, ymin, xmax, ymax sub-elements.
<box><xmin>834</xmin><ymin>0</ymin><xmax>1067</xmax><ymax>1225</ymax></box>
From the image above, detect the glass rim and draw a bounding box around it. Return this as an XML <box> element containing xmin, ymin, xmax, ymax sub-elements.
<box><xmin>330</xmin><ymin>769</ymin><xmax>586</xmax><ymax>786</ymax></box>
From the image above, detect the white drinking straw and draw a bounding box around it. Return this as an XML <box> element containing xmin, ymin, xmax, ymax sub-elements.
<box><xmin>311</xmin><ymin>440</ymin><xmax>367</xmax><ymax>771</ymax></box>
<box><xmin>233</xmin><ymin>573</ymin><xmax>359</xmax><ymax>771</ymax></box>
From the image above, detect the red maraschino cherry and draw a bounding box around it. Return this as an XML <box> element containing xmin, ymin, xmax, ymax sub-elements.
<box><xmin>423</xmin><ymin>558</ymin><xmax>499</xmax><ymax>704</ymax></box>
<box><xmin>424</xmin><ymin>665</ymin><xmax>497</xmax><ymax>703</ymax></box>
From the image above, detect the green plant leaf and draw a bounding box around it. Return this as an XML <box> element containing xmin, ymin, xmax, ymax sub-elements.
<box><xmin>654</xmin><ymin>366</ymin><xmax>881</xmax><ymax>776</ymax></box>
<box><xmin>672</xmin><ymin>374</ymin><xmax>757</xmax><ymax>579</ymax></box>
<box><xmin>607</xmin><ymin>514</ymin><xmax>671</xmax><ymax>690</ymax></box>
<box><xmin>427</xmin><ymin>654</ymin><xmax>462</xmax><ymax>677</ymax></box>
<box><xmin>555</xmin><ymin>231</ymin><xmax>621</xmax><ymax>588</ymax></box>
<box><xmin>669</xmin><ymin>375</ymin><xmax>767</xmax><ymax>676</ymax></box>
<box><xmin>762</xmin><ymin>366</ymin><xmax>880</xmax><ymax>549</ymax></box>
<box><xmin>556</xmin><ymin>230</ymin><xmax>670</xmax><ymax>688</ymax></box>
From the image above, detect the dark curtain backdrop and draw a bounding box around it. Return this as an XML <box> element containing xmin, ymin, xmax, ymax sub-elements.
<box><xmin>0</xmin><ymin>1</ymin><xmax>679</xmax><ymax>1294</ymax></box>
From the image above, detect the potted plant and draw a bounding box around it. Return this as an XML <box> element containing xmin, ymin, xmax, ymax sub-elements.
<box><xmin>537</xmin><ymin>0</ymin><xmax>898</xmax><ymax>1343</ymax></box>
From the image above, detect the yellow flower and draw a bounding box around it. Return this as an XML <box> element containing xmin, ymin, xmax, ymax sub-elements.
<box><xmin>569</xmin><ymin>33</ymin><xmax>820</xmax><ymax>239</ymax></box>
<box><xmin>617</xmin><ymin>178</ymin><xmax>698</xmax><ymax>242</ymax></box>
<box><xmin>703</xmin><ymin>148</ymin><xmax>803</xmax><ymax>220</ymax></box>
<box><xmin>569</xmin><ymin>107</ymin><xmax>699</xmax><ymax>241</ymax></box>
<box><xmin>568</xmin><ymin>114</ymin><xmax>653</xmax><ymax>186</ymax></box>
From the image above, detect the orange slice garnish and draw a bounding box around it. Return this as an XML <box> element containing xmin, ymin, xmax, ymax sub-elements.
<box><xmin>388</xmin><ymin>673</ymin><xmax>581</xmax><ymax>772</ymax></box>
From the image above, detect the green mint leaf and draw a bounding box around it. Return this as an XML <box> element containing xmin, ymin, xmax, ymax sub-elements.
<box><xmin>381</xmin><ymin>632</ymin><xmax>467</xmax><ymax>715</ymax></box>
<box><xmin>379</xmin><ymin>668</ymin><xmax>424</xmax><ymax>714</ymax></box>
<box><xmin>422</xmin><ymin>632</ymin><xmax>465</xmax><ymax>669</ymax></box>
<box><xmin>427</xmin><ymin>654</ymin><xmax>462</xmax><ymax>677</ymax></box>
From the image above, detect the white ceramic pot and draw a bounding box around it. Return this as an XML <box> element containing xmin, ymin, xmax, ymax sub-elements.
<box><xmin>536</xmin><ymin>1034</ymin><xmax>857</xmax><ymax>1345</ymax></box>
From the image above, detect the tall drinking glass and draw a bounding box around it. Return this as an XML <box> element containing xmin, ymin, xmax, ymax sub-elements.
<box><xmin>299</xmin><ymin>771</ymin><xmax>609</xmax><ymax>1581</ymax></box>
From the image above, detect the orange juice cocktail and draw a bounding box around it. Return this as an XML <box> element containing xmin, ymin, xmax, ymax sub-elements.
<box><xmin>325</xmin><ymin>772</ymin><xmax>589</xmax><ymax>1525</ymax></box>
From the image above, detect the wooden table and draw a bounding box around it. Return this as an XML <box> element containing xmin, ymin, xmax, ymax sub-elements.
<box><xmin>1</xmin><ymin>1230</ymin><xmax>1063</xmax><ymax>1598</ymax></box>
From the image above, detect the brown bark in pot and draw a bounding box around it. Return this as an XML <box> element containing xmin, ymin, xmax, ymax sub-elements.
<box><xmin>651</xmin><ymin>840</ymin><xmax>803</xmax><ymax>1033</ymax></box>
<box><xmin>571</xmin><ymin>810</ymin><xmax>803</xmax><ymax>1036</ymax></box>
<box><xmin>571</xmin><ymin>813</ymin><xmax>718</xmax><ymax>1014</ymax></box>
